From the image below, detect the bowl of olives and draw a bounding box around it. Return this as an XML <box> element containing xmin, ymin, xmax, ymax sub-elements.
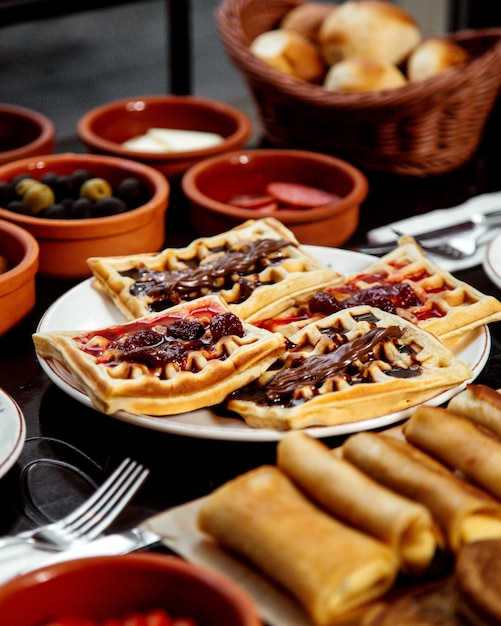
<box><xmin>0</xmin><ymin>153</ymin><xmax>169</xmax><ymax>279</ymax></box>
<box><xmin>0</xmin><ymin>104</ymin><xmax>55</xmax><ymax>166</ymax></box>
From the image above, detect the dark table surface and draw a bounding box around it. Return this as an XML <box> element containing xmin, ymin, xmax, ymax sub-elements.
<box><xmin>1</xmin><ymin>121</ymin><xmax>501</xmax><ymax>542</ymax></box>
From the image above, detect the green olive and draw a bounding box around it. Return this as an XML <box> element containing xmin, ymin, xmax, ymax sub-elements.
<box><xmin>80</xmin><ymin>177</ymin><xmax>113</xmax><ymax>200</ymax></box>
<box><xmin>15</xmin><ymin>177</ymin><xmax>39</xmax><ymax>196</ymax></box>
<box><xmin>22</xmin><ymin>183</ymin><xmax>55</xmax><ymax>214</ymax></box>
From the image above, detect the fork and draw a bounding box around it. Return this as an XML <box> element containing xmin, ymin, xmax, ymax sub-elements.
<box><xmin>392</xmin><ymin>227</ymin><xmax>495</xmax><ymax>260</ymax></box>
<box><xmin>0</xmin><ymin>458</ymin><xmax>149</xmax><ymax>552</ymax></box>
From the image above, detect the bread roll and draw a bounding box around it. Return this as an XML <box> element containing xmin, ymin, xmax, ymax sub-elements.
<box><xmin>324</xmin><ymin>57</ymin><xmax>407</xmax><ymax>92</ymax></box>
<box><xmin>343</xmin><ymin>432</ymin><xmax>501</xmax><ymax>552</ymax></box>
<box><xmin>364</xmin><ymin>577</ymin><xmax>460</xmax><ymax>626</ymax></box>
<box><xmin>448</xmin><ymin>383</ymin><xmax>501</xmax><ymax>438</ymax></box>
<box><xmin>277</xmin><ymin>432</ymin><xmax>439</xmax><ymax>574</ymax></box>
<box><xmin>455</xmin><ymin>539</ymin><xmax>501</xmax><ymax>625</ymax></box>
<box><xmin>319</xmin><ymin>0</ymin><xmax>422</xmax><ymax>66</ymax></box>
<box><xmin>407</xmin><ymin>38</ymin><xmax>468</xmax><ymax>82</ymax></box>
<box><xmin>250</xmin><ymin>28</ymin><xmax>325</xmax><ymax>82</ymax></box>
<box><xmin>281</xmin><ymin>2</ymin><xmax>337</xmax><ymax>43</ymax></box>
<box><xmin>404</xmin><ymin>405</ymin><xmax>501</xmax><ymax>501</ymax></box>
<box><xmin>198</xmin><ymin>465</ymin><xmax>399</xmax><ymax>625</ymax></box>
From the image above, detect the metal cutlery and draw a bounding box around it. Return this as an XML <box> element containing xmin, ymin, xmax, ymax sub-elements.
<box><xmin>0</xmin><ymin>458</ymin><xmax>149</xmax><ymax>552</ymax></box>
<box><xmin>355</xmin><ymin>207</ymin><xmax>501</xmax><ymax>257</ymax></box>
<box><xmin>392</xmin><ymin>225</ymin><xmax>500</xmax><ymax>260</ymax></box>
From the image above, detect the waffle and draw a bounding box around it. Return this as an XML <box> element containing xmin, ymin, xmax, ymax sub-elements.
<box><xmin>251</xmin><ymin>236</ymin><xmax>501</xmax><ymax>345</ymax></box>
<box><xmin>32</xmin><ymin>295</ymin><xmax>287</xmax><ymax>416</ymax></box>
<box><xmin>226</xmin><ymin>304</ymin><xmax>472</xmax><ymax>430</ymax></box>
<box><xmin>87</xmin><ymin>217</ymin><xmax>339</xmax><ymax>322</ymax></box>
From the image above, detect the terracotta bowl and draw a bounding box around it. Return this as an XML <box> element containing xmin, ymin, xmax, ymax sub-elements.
<box><xmin>0</xmin><ymin>103</ymin><xmax>55</xmax><ymax>166</ymax></box>
<box><xmin>0</xmin><ymin>219</ymin><xmax>39</xmax><ymax>335</ymax></box>
<box><xmin>77</xmin><ymin>95</ymin><xmax>253</xmax><ymax>179</ymax></box>
<box><xmin>0</xmin><ymin>153</ymin><xmax>169</xmax><ymax>279</ymax></box>
<box><xmin>182</xmin><ymin>149</ymin><xmax>368</xmax><ymax>246</ymax></box>
<box><xmin>0</xmin><ymin>553</ymin><xmax>263</xmax><ymax>626</ymax></box>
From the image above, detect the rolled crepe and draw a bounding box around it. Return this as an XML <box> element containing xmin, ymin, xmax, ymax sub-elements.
<box><xmin>343</xmin><ymin>432</ymin><xmax>501</xmax><ymax>552</ymax></box>
<box><xmin>277</xmin><ymin>431</ymin><xmax>439</xmax><ymax>574</ymax></box>
<box><xmin>198</xmin><ymin>465</ymin><xmax>399</xmax><ymax>626</ymax></box>
<box><xmin>448</xmin><ymin>383</ymin><xmax>501</xmax><ymax>438</ymax></box>
<box><xmin>404</xmin><ymin>405</ymin><xmax>501</xmax><ymax>501</ymax></box>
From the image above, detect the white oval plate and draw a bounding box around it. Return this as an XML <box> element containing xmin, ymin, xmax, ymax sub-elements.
<box><xmin>36</xmin><ymin>246</ymin><xmax>490</xmax><ymax>441</ymax></box>
<box><xmin>0</xmin><ymin>388</ymin><xmax>26</xmax><ymax>477</ymax></box>
<box><xmin>483</xmin><ymin>232</ymin><xmax>501</xmax><ymax>290</ymax></box>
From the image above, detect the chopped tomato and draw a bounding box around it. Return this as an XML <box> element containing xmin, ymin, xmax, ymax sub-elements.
<box><xmin>44</xmin><ymin>610</ymin><xmax>196</xmax><ymax>626</ymax></box>
<box><xmin>144</xmin><ymin>609</ymin><xmax>175</xmax><ymax>626</ymax></box>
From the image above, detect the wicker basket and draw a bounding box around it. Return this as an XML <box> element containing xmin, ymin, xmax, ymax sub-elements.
<box><xmin>216</xmin><ymin>0</ymin><xmax>501</xmax><ymax>176</ymax></box>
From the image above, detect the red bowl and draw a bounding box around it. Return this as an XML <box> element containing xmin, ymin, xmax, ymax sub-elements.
<box><xmin>0</xmin><ymin>219</ymin><xmax>39</xmax><ymax>335</ymax></box>
<box><xmin>0</xmin><ymin>553</ymin><xmax>263</xmax><ymax>626</ymax></box>
<box><xmin>77</xmin><ymin>95</ymin><xmax>253</xmax><ymax>179</ymax></box>
<box><xmin>0</xmin><ymin>104</ymin><xmax>55</xmax><ymax>166</ymax></box>
<box><xmin>182</xmin><ymin>148</ymin><xmax>368</xmax><ymax>246</ymax></box>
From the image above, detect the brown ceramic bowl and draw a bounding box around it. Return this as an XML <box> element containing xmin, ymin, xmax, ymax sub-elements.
<box><xmin>182</xmin><ymin>149</ymin><xmax>368</xmax><ymax>246</ymax></box>
<box><xmin>0</xmin><ymin>103</ymin><xmax>55</xmax><ymax>166</ymax></box>
<box><xmin>0</xmin><ymin>219</ymin><xmax>39</xmax><ymax>335</ymax></box>
<box><xmin>0</xmin><ymin>553</ymin><xmax>263</xmax><ymax>626</ymax></box>
<box><xmin>0</xmin><ymin>152</ymin><xmax>169</xmax><ymax>279</ymax></box>
<box><xmin>77</xmin><ymin>95</ymin><xmax>253</xmax><ymax>179</ymax></box>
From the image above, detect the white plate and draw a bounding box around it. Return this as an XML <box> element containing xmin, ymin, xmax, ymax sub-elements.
<box><xmin>483</xmin><ymin>232</ymin><xmax>501</xmax><ymax>290</ymax></box>
<box><xmin>36</xmin><ymin>246</ymin><xmax>490</xmax><ymax>441</ymax></box>
<box><xmin>0</xmin><ymin>388</ymin><xmax>26</xmax><ymax>478</ymax></box>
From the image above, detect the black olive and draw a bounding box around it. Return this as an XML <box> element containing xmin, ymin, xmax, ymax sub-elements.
<box><xmin>94</xmin><ymin>196</ymin><xmax>128</xmax><ymax>216</ymax></box>
<box><xmin>71</xmin><ymin>169</ymin><xmax>93</xmax><ymax>187</ymax></box>
<box><xmin>115</xmin><ymin>177</ymin><xmax>144</xmax><ymax>208</ymax></box>
<box><xmin>51</xmin><ymin>175</ymin><xmax>75</xmax><ymax>202</ymax></box>
<box><xmin>69</xmin><ymin>198</ymin><xmax>95</xmax><ymax>219</ymax></box>
<box><xmin>0</xmin><ymin>181</ymin><xmax>17</xmax><ymax>206</ymax></box>
<box><xmin>6</xmin><ymin>200</ymin><xmax>31</xmax><ymax>215</ymax></box>
<box><xmin>42</xmin><ymin>203</ymin><xmax>68</xmax><ymax>219</ymax></box>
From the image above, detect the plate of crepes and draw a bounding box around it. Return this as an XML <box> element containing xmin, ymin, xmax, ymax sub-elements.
<box><xmin>141</xmin><ymin>384</ymin><xmax>501</xmax><ymax>626</ymax></box>
<box><xmin>33</xmin><ymin>217</ymin><xmax>501</xmax><ymax>441</ymax></box>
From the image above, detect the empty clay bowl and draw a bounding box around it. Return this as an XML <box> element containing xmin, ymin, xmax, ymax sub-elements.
<box><xmin>0</xmin><ymin>103</ymin><xmax>55</xmax><ymax>166</ymax></box>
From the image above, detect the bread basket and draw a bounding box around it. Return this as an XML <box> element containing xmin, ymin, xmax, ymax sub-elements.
<box><xmin>216</xmin><ymin>0</ymin><xmax>501</xmax><ymax>177</ymax></box>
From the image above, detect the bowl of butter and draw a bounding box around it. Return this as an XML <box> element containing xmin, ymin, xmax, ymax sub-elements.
<box><xmin>77</xmin><ymin>95</ymin><xmax>253</xmax><ymax>180</ymax></box>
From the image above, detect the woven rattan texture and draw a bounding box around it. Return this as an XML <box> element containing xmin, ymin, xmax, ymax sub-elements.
<box><xmin>216</xmin><ymin>0</ymin><xmax>501</xmax><ymax>176</ymax></box>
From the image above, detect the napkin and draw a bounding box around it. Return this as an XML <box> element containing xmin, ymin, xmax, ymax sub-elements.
<box><xmin>366</xmin><ymin>191</ymin><xmax>501</xmax><ymax>272</ymax></box>
<box><xmin>143</xmin><ymin>498</ymin><xmax>315</xmax><ymax>626</ymax></box>
<box><xmin>0</xmin><ymin>533</ymin><xmax>145</xmax><ymax>585</ymax></box>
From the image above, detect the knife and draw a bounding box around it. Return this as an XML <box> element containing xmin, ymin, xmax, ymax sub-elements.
<box><xmin>355</xmin><ymin>208</ymin><xmax>501</xmax><ymax>255</ymax></box>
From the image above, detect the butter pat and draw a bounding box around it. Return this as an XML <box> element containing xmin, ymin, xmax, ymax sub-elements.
<box><xmin>122</xmin><ymin>134</ymin><xmax>170</xmax><ymax>152</ymax></box>
<box><xmin>122</xmin><ymin>128</ymin><xmax>224</xmax><ymax>153</ymax></box>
